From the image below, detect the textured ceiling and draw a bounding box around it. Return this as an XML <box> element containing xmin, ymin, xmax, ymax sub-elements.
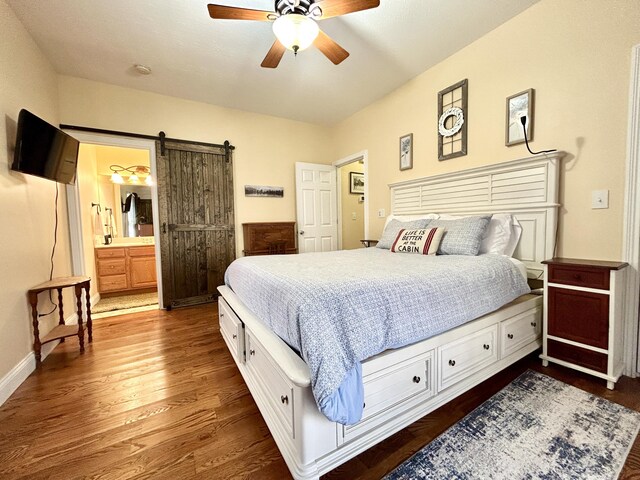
<box><xmin>8</xmin><ymin>0</ymin><xmax>539</xmax><ymax>125</ymax></box>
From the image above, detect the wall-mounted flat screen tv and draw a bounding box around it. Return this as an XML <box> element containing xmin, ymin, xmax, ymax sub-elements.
<box><xmin>11</xmin><ymin>109</ymin><xmax>79</xmax><ymax>185</ymax></box>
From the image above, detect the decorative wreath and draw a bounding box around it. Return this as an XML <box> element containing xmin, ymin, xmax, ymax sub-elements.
<box><xmin>438</xmin><ymin>107</ymin><xmax>465</xmax><ymax>137</ymax></box>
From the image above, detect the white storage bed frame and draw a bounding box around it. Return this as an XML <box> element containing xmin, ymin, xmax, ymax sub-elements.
<box><xmin>217</xmin><ymin>152</ymin><xmax>565</xmax><ymax>479</ymax></box>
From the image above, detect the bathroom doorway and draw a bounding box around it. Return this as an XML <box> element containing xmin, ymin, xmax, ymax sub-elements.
<box><xmin>65</xmin><ymin>132</ymin><xmax>163</xmax><ymax>318</ymax></box>
<box><xmin>334</xmin><ymin>151</ymin><xmax>369</xmax><ymax>250</ymax></box>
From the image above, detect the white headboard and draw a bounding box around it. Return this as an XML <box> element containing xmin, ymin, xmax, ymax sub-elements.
<box><xmin>388</xmin><ymin>152</ymin><xmax>566</xmax><ymax>279</ymax></box>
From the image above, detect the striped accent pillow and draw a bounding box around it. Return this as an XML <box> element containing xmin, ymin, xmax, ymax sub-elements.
<box><xmin>390</xmin><ymin>227</ymin><xmax>445</xmax><ymax>255</ymax></box>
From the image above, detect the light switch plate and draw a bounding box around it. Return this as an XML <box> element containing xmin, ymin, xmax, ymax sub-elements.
<box><xmin>377</xmin><ymin>209</ymin><xmax>386</xmax><ymax>218</ymax></box>
<box><xmin>351</xmin><ymin>212</ymin><xmax>357</xmax><ymax>220</ymax></box>
<box><xmin>591</xmin><ymin>190</ymin><xmax>609</xmax><ymax>209</ymax></box>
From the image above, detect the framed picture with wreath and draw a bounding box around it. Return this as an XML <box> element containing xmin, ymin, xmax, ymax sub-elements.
<box><xmin>437</xmin><ymin>79</ymin><xmax>468</xmax><ymax>161</ymax></box>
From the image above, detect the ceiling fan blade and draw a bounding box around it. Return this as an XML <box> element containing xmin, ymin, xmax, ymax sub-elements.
<box><xmin>207</xmin><ymin>4</ymin><xmax>273</xmax><ymax>21</ymax></box>
<box><xmin>261</xmin><ymin>40</ymin><xmax>286</xmax><ymax>68</ymax></box>
<box><xmin>314</xmin><ymin>30</ymin><xmax>349</xmax><ymax>65</ymax></box>
<box><xmin>314</xmin><ymin>0</ymin><xmax>380</xmax><ymax>20</ymax></box>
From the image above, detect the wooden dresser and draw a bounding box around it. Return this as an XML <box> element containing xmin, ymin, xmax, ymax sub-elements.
<box><xmin>242</xmin><ymin>222</ymin><xmax>297</xmax><ymax>256</ymax></box>
<box><xmin>540</xmin><ymin>257</ymin><xmax>628</xmax><ymax>389</ymax></box>
<box><xmin>95</xmin><ymin>245</ymin><xmax>157</xmax><ymax>294</ymax></box>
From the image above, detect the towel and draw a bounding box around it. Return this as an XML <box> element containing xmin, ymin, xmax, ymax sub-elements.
<box><xmin>93</xmin><ymin>210</ymin><xmax>107</xmax><ymax>237</ymax></box>
<box><xmin>108</xmin><ymin>209</ymin><xmax>117</xmax><ymax>237</ymax></box>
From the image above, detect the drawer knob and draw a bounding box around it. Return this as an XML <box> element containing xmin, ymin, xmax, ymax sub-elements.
<box><xmin>281</xmin><ymin>395</ymin><xmax>289</xmax><ymax>405</ymax></box>
<box><xmin>232</xmin><ymin>334</ymin><xmax>237</xmax><ymax>339</ymax></box>
<box><xmin>249</xmin><ymin>349</ymin><xmax>255</xmax><ymax>356</ymax></box>
<box><xmin>531</xmin><ymin>321</ymin><xmax>537</xmax><ymax>327</ymax></box>
<box><xmin>507</xmin><ymin>333</ymin><xmax>514</xmax><ymax>340</ymax></box>
<box><xmin>413</xmin><ymin>376</ymin><xmax>421</xmax><ymax>384</ymax></box>
<box><xmin>448</xmin><ymin>359</ymin><xmax>456</xmax><ymax>367</ymax></box>
<box><xmin>483</xmin><ymin>344</ymin><xmax>490</xmax><ymax>350</ymax></box>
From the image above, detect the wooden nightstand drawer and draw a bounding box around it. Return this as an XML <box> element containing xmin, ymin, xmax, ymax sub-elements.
<box><xmin>547</xmin><ymin>286</ymin><xmax>609</xmax><ymax>349</ymax></box>
<box><xmin>547</xmin><ymin>339</ymin><xmax>607</xmax><ymax>374</ymax></box>
<box><xmin>548</xmin><ymin>265</ymin><xmax>609</xmax><ymax>290</ymax></box>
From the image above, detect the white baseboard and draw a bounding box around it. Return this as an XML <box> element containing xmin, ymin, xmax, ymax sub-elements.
<box><xmin>0</xmin><ymin>340</ymin><xmax>59</xmax><ymax>406</ymax></box>
<box><xmin>0</xmin><ymin>299</ymin><xmax>94</xmax><ymax>407</ymax></box>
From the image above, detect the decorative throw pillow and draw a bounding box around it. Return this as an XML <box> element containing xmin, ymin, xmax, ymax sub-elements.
<box><xmin>377</xmin><ymin>219</ymin><xmax>431</xmax><ymax>249</ymax></box>
<box><xmin>390</xmin><ymin>227</ymin><xmax>445</xmax><ymax>255</ymax></box>
<box><xmin>427</xmin><ymin>216</ymin><xmax>491</xmax><ymax>255</ymax></box>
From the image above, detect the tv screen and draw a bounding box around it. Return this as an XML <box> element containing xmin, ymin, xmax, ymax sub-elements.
<box><xmin>12</xmin><ymin>109</ymin><xmax>79</xmax><ymax>185</ymax></box>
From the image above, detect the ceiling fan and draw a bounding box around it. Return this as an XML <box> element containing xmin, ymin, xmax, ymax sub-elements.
<box><xmin>207</xmin><ymin>0</ymin><xmax>380</xmax><ymax>68</ymax></box>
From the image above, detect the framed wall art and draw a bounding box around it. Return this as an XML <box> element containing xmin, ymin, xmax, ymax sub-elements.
<box><xmin>399</xmin><ymin>133</ymin><xmax>413</xmax><ymax>171</ymax></box>
<box><xmin>506</xmin><ymin>88</ymin><xmax>534</xmax><ymax>146</ymax></box>
<box><xmin>438</xmin><ymin>79</ymin><xmax>468</xmax><ymax>161</ymax></box>
<box><xmin>349</xmin><ymin>172</ymin><xmax>364</xmax><ymax>194</ymax></box>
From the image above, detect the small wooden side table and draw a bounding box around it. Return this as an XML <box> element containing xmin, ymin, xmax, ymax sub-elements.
<box><xmin>360</xmin><ymin>239</ymin><xmax>379</xmax><ymax>248</ymax></box>
<box><xmin>28</xmin><ymin>276</ymin><xmax>92</xmax><ymax>366</ymax></box>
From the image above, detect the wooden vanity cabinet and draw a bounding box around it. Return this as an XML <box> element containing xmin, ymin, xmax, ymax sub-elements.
<box><xmin>96</xmin><ymin>246</ymin><xmax>157</xmax><ymax>294</ymax></box>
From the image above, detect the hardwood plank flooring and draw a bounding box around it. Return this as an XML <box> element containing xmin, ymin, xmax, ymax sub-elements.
<box><xmin>0</xmin><ymin>304</ymin><xmax>638</xmax><ymax>479</ymax></box>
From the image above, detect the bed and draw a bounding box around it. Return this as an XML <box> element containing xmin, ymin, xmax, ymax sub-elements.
<box><xmin>217</xmin><ymin>152</ymin><xmax>565</xmax><ymax>479</ymax></box>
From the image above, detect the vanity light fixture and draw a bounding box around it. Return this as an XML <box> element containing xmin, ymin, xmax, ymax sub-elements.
<box><xmin>109</xmin><ymin>165</ymin><xmax>153</xmax><ymax>185</ymax></box>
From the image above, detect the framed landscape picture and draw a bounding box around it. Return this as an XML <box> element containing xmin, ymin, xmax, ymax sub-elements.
<box><xmin>349</xmin><ymin>172</ymin><xmax>364</xmax><ymax>194</ymax></box>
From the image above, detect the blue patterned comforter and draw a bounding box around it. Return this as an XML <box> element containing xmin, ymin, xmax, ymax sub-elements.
<box><xmin>224</xmin><ymin>248</ymin><xmax>530</xmax><ymax>425</ymax></box>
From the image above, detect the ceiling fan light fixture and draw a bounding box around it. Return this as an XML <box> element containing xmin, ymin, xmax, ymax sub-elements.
<box><xmin>272</xmin><ymin>14</ymin><xmax>319</xmax><ymax>53</ymax></box>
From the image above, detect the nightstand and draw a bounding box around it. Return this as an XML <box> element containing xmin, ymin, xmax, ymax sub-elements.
<box><xmin>540</xmin><ymin>258</ymin><xmax>628</xmax><ymax>389</ymax></box>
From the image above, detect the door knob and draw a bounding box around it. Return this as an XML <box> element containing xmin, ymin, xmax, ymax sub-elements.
<box><xmin>299</xmin><ymin>231</ymin><xmax>305</xmax><ymax>235</ymax></box>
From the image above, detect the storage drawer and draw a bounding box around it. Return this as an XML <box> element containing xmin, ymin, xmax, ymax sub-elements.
<box><xmin>547</xmin><ymin>339</ymin><xmax>608</xmax><ymax>373</ymax></box>
<box><xmin>95</xmin><ymin>248</ymin><xmax>125</xmax><ymax>259</ymax></box>
<box><xmin>98</xmin><ymin>274</ymin><xmax>128</xmax><ymax>292</ymax></box>
<box><xmin>548</xmin><ymin>287</ymin><xmax>609</xmax><ymax>349</ymax></box>
<box><xmin>361</xmin><ymin>356</ymin><xmax>430</xmax><ymax>421</ymax></box>
<box><xmin>128</xmin><ymin>246</ymin><xmax>156</xmax><ymax>257</ymax></box>
<box><xmin>246</xmin><ymin>330</ymin><xmax>294</xmax><ymax>437</ymax></box>
<box><xmin>97</xmin><ymin>258</ymin><xmax>126</xmax><ymax>276</ymax></box>
<box><xmin>548</xmin><ymin>265</ymin><xmax>609</xmax><ymax>290</ymax></box>
<box><xmin>218</xmin><ymin>298</ymin><xmax>244</xmax><ymax>363</ymax></box>
<box><xmin>501</xmin><ymin>309</ymin><xmax>541</xmax><ymax>358</ymax></box>
<box><xmin>438</xmin><ymin>325</ymin><xmax>498</xmax><ymax>391</ymax></box>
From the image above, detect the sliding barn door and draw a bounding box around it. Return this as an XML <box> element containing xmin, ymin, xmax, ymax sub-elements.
<box><xmin>156</xmin><ymin>140</ymin><xmax>235</xmax><ymax>308</ymax></box>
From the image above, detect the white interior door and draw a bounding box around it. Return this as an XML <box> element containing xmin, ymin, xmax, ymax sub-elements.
<box><xmin>295</xmin><ymin>162</ymin><xmax>338</xmax><ymax>253</ymax></box>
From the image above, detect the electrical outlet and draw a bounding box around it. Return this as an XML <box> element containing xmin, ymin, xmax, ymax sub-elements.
<box><xmin>591</xmin><ymin>190</ymin><xmax>609</xmax><ymax>209</ymax></box>
<box><xmin>377</xmin><ymin>209</ymin><xmax>385</xmax><ymax>218</ymax></box>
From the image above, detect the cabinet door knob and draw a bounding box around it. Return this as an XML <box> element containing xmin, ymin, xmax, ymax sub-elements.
<box><xmin>249</xmin><ymin>349</ymin><xmax>255</xmax><ymax>356</ymax></box>
<box><xmin>483</xmin><ymin>344</ymin><xmax>490</xmax><ymax>350</ymax></box>
<box><xmin>507</xmin><ymin>333</ymin><xmax>514</xmax><ymax>340</ymax></box>
<box><xmin>299</xmin><ymin>231</ymin><xmax>305</xmax><ymax>235</ymax></box>
<box><xmin>530</xmin><ymin>321</ymin><xmax>537</xmax><ymax>327</ymax></box>
<box><xmin>281</xmin><ymin>395</ymin><xmax>289</xmax><ymax>405</ymax></box>
<box><xmin>232</xmin><ymin>334</ymin><xmax>237</xmax><ymax>339</ymax></box>
<box><xmin>448</xmin><ymin>359</ymin><xmax>456</xmax><ymax>367</ymax></box>
<box><xmin>413</xmin><ymin>376</ymin><xmax>421</xmax><ymax>384</ymax></box>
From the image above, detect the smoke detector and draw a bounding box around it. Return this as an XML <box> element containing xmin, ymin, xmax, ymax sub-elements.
<box><xmin>134</xmin><ymin>64</ymin><xmax>152</xmax><ymax>75</ymax></box>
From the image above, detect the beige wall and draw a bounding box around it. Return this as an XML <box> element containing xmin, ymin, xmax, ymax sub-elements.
<box><xmin>332</xmin><ymin>0</ymin><xmax>640</xmax><ymax>261</ymax></box>
<box><xmin>339</xmin><ymin>162</ymin><xmax>364</xmax><ymax>250</ymax></box>
<box><xmin>0</xmin><ymin>0</ymin><xmax>74</xmax><ymax>382</ymax></box>
<box><xmin>76</xmin><ymin>144</ymin><xmax>101</xmax><ymax>298</ymax></box>
<box><xmin>57</xmin><ymin>76</ymin><xmax>334</xmax><ymax>255</ymax></box>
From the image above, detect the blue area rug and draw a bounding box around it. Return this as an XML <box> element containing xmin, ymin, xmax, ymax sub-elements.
<box><xmin>385</xmin><ymin>370</ymin><xmax>640</xmax><ymax>479</ymax></box>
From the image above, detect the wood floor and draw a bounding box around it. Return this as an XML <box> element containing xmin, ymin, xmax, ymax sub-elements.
<box><xmin>1</xmin><ymin>303</ymin><xmax>639</xmax><ymax>480</ymax></box>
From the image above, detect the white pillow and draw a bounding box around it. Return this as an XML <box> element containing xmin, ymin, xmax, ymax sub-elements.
<box><xmin>383</xmin><ymin>213</ymin><xmax>440</xmax><ymax>231</ymax></box>
<box><xmin>438</xmin><ymin>213</ymin><xmax>522</xmax><ymax>256</ymax></box>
